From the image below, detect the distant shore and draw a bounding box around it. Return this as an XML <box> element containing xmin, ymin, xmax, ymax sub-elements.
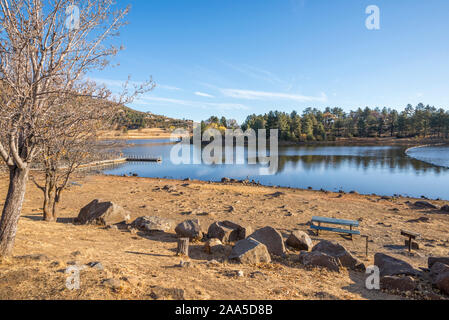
<box><xmin>99</xmin><ymin>128</ymin><xmax>449</xmax><ymax>146</ymax></box>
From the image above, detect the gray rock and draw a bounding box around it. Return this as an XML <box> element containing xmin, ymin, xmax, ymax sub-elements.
<box><xmin>429</xmin><ymin>257</ymin><xmax>449</xmax><ymax>269</ymax></box>
<box><xmin>430</xmin><ymin>262</ymin><xmax>449</xmax><ymax>295</ymax></box>
<box><xmin>299</xmin><ymin>251</ymin><xmax>341</xmax><ymax>272</ymax></box>
<box><xmin>229</xmin><ymin>238</ymin><xmax>271</xmax><ymax>264</ymax></box>
<box><xmin>435</xmin><ymin>271</ymin><xmax>449</xmax><ymax>295</ymax></box>
<box><xmin>204</xmin><ymin>238</ymin><xmax>228</xmax><ymax>255</ymax></box>
<box><xmin>414</xmin><ymin>201</ymin><xmax>437</xmax><ymax>209</ymax></box>
<box><xmin>430</xmin><ymin>262</ymin><xmax>449</xmax><ymax>283</ymax></box>
<box><xmin>380</xmin><ymin>276</ymin><xmax>417</xmax><ymax>292</ymax></box>
<box><xmin>441</xmin><ymin>205</ymin><xmax>449</xmax><ymax>213</ymax></box>
<box><xmin>131</xmin><ymin>216</ymin><xmax>175</xmax><ymax>233</ymax></box>
<box><xmin>175</xmin><ymin>219</ymin><xmax>203</xmax><ymax>240</ymax></box>
<box><xmin>76</xmin><ymin>199</ymin><xmax>130</xmax><ymax>226</ymax></box>
<box><xmin>87</xmin><ymin>262</ymin><xmax>104</xmax><ymax>271</ymax></box>
<box><xmin>312</xmin><ymin>240</ymin><xmax>364</xmax><ymax>271</ymax></box>
<box><xmin>286</xmin><ymin>231</ymin><xmax>313</xmax><ymax>251</ymax></box>
<box><xmin>207</xmin><ymin>221</ymin><xmax>252</xmax><ymax>243</ymax></box>
<box><xmin>248</xmin><ymin>226</ymin><xmax>286</xmax><ymax>256</ymax></box>
<box><xmin>374</xmin><ymin>253</ymin><xmax>420</xmax><ymax>277</ymax></box>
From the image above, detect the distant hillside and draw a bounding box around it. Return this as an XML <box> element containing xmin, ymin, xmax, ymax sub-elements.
<box><xmin>112</xmin><ymin>106</ymin><xmax>193</xmax><ymax>130</ymax></box>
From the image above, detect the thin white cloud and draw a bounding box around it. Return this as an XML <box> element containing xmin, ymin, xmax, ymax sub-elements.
<box><xmin>158</xmin><ymin>84</ymin><xmax>181</xmax><ymax>91</ymax></box>
<box><xmin>194</xmin><ymin>91</ymin><xmax>215</xmax><ymax>98</ymax></box>
<box><xmin>220</xmin><ymin>61</ymin><xmax>286</xmax><ymax>86</ymax></box>
<box><xmin>136</xmin><ymin>95</ymin><xmax>249</xmax><ymax>111</ymax></box>
<box><xmin>220</xmin><ymin>88</ymin><xmax>327</xmax><ymax>103</ymax></box>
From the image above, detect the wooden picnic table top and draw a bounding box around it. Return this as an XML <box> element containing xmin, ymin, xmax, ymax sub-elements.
<box><xmin>401</xmin><ymin>229</ymin><xmax>421</xmax><ymax>239</ymax></box>
<box><xmin>312</xmin><ymin>216</ymin><xmax>359</xmax><ymax>227</ymax></box>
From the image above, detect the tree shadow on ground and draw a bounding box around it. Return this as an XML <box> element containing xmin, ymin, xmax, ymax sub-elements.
<box><xmin>125</xmin><ymin>251</ymin><xmax>173</xmax><ymax>258</ymax></box>
<box><xmin>342</xmin><ymin>270</ymin><xmax>402</xmax><ymax>300</ymax></box>
<box><xmin>22</xmin><ymin>214</ymin><xmax>75</xmax><ymax>224</ymax></box>
<box><xmin>167</xmin><ymin>244</ymin><xmax>229</xmax><ymax>262</ymax></box>
<box><xmin>135</xmin><ymin>231</ymin><xmax>178</xmax><ymax>244</ymax></box>
<box><xmin>22</xmin><ymin>215</ymin><xmax>43</xmax><ymax>222</ymax></box>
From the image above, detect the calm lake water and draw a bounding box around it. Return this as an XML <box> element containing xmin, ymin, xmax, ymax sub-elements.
<box><xmin>102</xmin><ymin>140</ymin><xmax>449</xmax><ymax>200</ymax></box>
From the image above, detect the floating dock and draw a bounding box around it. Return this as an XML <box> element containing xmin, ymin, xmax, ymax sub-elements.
<box><xmin>125</xmin><ymin>155</ymin><xmax>162</xmax><ymax>162</ymax></box>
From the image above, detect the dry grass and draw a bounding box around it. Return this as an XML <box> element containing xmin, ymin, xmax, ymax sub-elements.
<box><xmin>1</xmin><ymin>174</ymin><xmax>448</xmax><ymax>300</ymax></box>
<box><xmin>98</xmin><ymin>128</ymin><xmax>173</xmax><ymax>140</ymax></box>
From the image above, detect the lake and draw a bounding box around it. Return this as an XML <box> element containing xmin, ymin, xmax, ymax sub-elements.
<box><xmin>102</xmin><ymin>140</ymin><xmax>449</xmax><ymax>200</ymax></box>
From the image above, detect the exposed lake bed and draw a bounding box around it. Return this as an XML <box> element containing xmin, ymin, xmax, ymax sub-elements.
<box><xmin>2</xmin><ymin>173</ymin><xmax>449</xmax><ymax>300</ymax></box>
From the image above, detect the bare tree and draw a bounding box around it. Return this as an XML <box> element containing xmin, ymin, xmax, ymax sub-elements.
<box><xmin>32</xmin><ymin>83</ymin><xmax>153</xmax><ymax>222</ymax></box>
<box><xmin>0</xmin><ymin>0</ymin><xmax>134</xmax><ymax>257</ymax></box>
<box><xmin>31</xmin><ymin>91</ymin><xmax>113</xmax><ymax>222</ymax></box>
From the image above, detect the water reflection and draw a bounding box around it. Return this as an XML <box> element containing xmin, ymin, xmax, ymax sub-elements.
<box><xmin>102</xmin><ymin>142</ymin><xmax>449</xmax><ymax>200</ymax></box>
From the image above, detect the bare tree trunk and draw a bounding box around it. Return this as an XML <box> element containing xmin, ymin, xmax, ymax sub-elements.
<box><xmin>0</xmin><ymin>166</ymin><xmax>29</xmax><ymax>257</ymax></box>
<box><xmin>43</xmin><ymin>178</ymin><xmax>56</xmax><ymax>222</ymax></box>
<box><xmin>50</xmin><ymin>190</ymin><xmax>62</xmax><ymax>222</ymax></box>
<box><xmin>43</xmin><ymin>194</ymin><xmax>56</xmax><ymax>222</ymax></box>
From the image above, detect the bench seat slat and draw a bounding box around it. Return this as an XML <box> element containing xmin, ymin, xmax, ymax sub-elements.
<box><xmin>311</xmin><ymin>224</ymin><xmax>361</xmax><ymax>235</ymax></box>
<box><xmin>312</xmin><ymin>216</ymin><xmax>359</xmax><ymax>227</ymax></box>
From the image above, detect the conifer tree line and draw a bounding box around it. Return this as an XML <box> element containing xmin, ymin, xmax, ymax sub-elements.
<box><xmin>203</xmin><ymin>103</ymin><xmax>449</xmax><ymax>142</ymax></box>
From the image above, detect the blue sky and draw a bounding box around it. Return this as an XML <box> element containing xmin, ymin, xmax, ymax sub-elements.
<box><xmin>89</xmin><ymin>0</ymin><xmax>449</xmax><ymax>123</ymax></box>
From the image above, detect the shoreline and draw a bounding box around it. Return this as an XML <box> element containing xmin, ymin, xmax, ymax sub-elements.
<box><xmin>405</xmin><ymin>143</ymin><xmax>449</xmax><ymax>170</ymax></box>
<box><xmin>101</xmin><ymin>173</ymin><xmax>449</xmax><ymax>202</ymax></box>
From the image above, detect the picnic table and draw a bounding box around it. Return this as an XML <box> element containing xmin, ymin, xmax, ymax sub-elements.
<box><xmin>401</xmin><ymin>229</ymin><xmax>421</xmax><ymax>252</ymax></box>
<box><xmin>311</xmin><ymin>216</ymin><xmax>360</xmax><ymax>239</ymax></box>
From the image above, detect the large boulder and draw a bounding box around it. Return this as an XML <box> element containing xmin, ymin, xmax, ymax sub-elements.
<box><xmin>76</xmin><ymin>199</ymin><xmax>130</xmax><ymax>226</ymax></box>
<box><xmin>441</xmin><ymin>205</ymin><xmax>449</xmax><ymax>213</ymax></box>
<box><xmin>312</xmin><ymin>240</ymin><xmax>364</xmax><ymax>271</ymax></box>
<box><xmin>374</xmin><ymin>253</ymin><xmax>420</xmax><ymax>277</ymax></box>
<box><xmin>428</xmin><ymin>257</ymin><xmax>449</xmax><ymax>269</ymax></box>
<box><xmin>434</xmin><ymin>271</ymin><xmax>449</xmax><ymax>295</ymax></box>
<box><xmin>248</xmin><ymin>227</ymin><xmax>286</xmax><ymax>256</ymax></box>
<box><xmin>414</xmin><ymin>201</ymin><xmax>437</xmax><ymax>209</ymax></box>
<box><xmin>207</xmin><ymin>221</ymin><xmax>252</xmax><ymax>243</ymax></box>
<box><xmin>430</xmin><ymin>262</ymin><xmax>449</xmax><ymax>295</ymax></box>
<box><xmin>286</xmin><ymin>231</ymin><xmax>313</xmax><ymax>251</ymax></box>
<box><xmin>175</xmin><ymin>219</ymin><xmax>203</xmax><ymax>241</ymax></box>
<box><xmin>380</xmin><ymin>276</ymin><xmax>417</xmax><ymax>292</ymax></box>
<box><xmin>229</xmin><ymin>238</ymin><xmax>271</xmax><ymax>264</ymax></box>
<box><xmin>299</xmin><ymin>251</ymin><xmax>341</xmax><ymax>272</ymax></box>
<box><xmin>430</xmin><ymin>262</ymin><xmax>449</xmax><ymax>284</ymax></box>
<box><xmin>131</xmin><ymin>216</ymin><xmax>175</xmax><ymax>233</ymax></box>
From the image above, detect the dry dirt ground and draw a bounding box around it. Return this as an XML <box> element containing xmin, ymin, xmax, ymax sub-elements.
<box><xmin>0</xmin><ymin>174</ymin><xmax>448</xmax><ymax>300</ymax></box>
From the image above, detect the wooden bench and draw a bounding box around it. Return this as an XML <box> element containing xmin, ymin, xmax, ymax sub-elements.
<box><xmin>311</xmin><ymin>216</ymin><xmax>360</xmax><ymax>239</ymax></box>
<box><xmin>401</xmin><ymin>229</ymin><xmax>421</xmax><ymax>252</ymax></box>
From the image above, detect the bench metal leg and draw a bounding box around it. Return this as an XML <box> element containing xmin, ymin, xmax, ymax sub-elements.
<box><xmin>317</xmin><ymin>223</ymin><xmax>320</xmax><ymax>236</ymax></box>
